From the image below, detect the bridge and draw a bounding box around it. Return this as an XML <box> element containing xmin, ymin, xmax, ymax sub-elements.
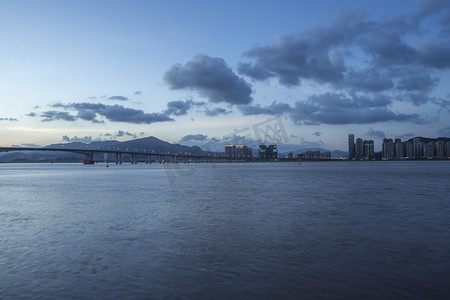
<box><xmin>0</xmin><ymin>146</ymin><xmax>255</xmax><ymax>164</ymax></box>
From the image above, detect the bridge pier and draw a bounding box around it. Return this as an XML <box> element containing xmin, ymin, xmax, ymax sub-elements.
<box><xmin>84</xmin><ymin>153</ymin><xmax>94</xmax><ymax>163</ymax></box>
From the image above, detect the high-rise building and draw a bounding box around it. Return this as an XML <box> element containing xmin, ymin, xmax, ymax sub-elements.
<box><xmin>301</xmin><ymin>150</ymin><xmax>330</xmax><ymax>160</ymax></box>
<box><xmin>258</xmin><ymin>144</ymin><xmax>277</xmax><ymax>160</ymax></box>
<box><xmin>320</xmin><ymin>152</ymin><xmax>331</xmax><ymax>160</ymax></box>
<box><xmin>348</xmin><ymin>134</ymin><xmax>355</xmax><ymax>159</ymax></box>
<box><xmin>446</xmin><ymin>142</ymin><xmax>450</xmax><ymax>158</ymax></box>
<box><xmin>382</xmin><ymin>138</ymin><xmax>395</xmax><ymax>160</ymax></box>
<box><xmin>405</xmin><ymin>141</ymin><xmax>414</xmax><ymax>158</ymax></box>
<box><xmin>225</xmin><ymin>145</ymin><xmax>252</xmax><ymax>159</ymax></box>
<box><xmin>436</xmin><ymin>141</ymin><xmax>445</xmax><ymax>158</ymax></box>
<box><xmin>225</xmin><ymin>145</ymin><xmax>233</xmax><ymax>158</ymax></box>
<box><xmin>413</xmin><ymin>138</ymin><xmax>421</xmax><ymax>158</ymax></box>
<box><xmin>395</xmin><ymin>142</ymin><xmax>404</xmax><ymax>159</ymax></box>
<box><xmin>258</xmin><ymin>144</ymin><xmax>267</xmax><ymax>159</ymax></box>
<box><xmin>364</xmin><ymin>140</ymin><xmax>374</xmax><ymax>158</ymax></box>
<box><xmin>424</xmin><ymin>143</ymin><xmax>435</xmax><ymax>159</ymax></box>
<box><xmin>416</xmin><ymin>142</ymin><xmax>425</xmax><ymax>158</ymax></box>
<box><xmin>355</xmin><ymin>138</ymin><xmax>364</xmax><ymax>158</ymax></box>
<box><xmin>267</xmin><ymin>144</ymin><xmax>278</xmax><ymax>159</ymax></box>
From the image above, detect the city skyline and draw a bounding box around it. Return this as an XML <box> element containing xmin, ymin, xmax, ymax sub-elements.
<box><xmin>1</xmin><ymin>1</ymin><xmax>450</xmax><ymax>151</ymax></box>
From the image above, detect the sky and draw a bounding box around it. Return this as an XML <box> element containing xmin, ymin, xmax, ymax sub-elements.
<box><xmin>1</xmin><ymin>0</ymin><xmax>450</xmax><ymax>152</ymax></box>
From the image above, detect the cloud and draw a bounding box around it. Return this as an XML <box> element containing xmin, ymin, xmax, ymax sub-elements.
<box><xmin>437</xmin><ymin>126</ymin><xmax>450</xmax><ymax>136</ymax></box>
<box><xmin>134</xmin><ymin>91</ymin><xmax>142</xmax><ymax>95</ymax></box>
<box><xmin>76</xmin><ymin>109</ymin><xmax>104</xmax><ymax>123</ymax></box>
<box><xmin>11</xmin><ymin>143</ymin><xmax>42</xmax><ymax>148</ymax></box>
<box><xmin>366</xmin><ymin>128</ymin><xmax>386</xmax><ymax>139</ymax></box>
<box><xmin>179</xmin><ymin>134</ymin><xmax>208</xmax><ymax>144</ymax></box>
<box><xmin>344</xmin><ymin>67</ymin><xmax>394</xmax><ymax>92</ymax></box>
<box><xmin>116</xmin><ymin>130</ymin><xmax>136</xmax><ymax>138</ymax></box>
<box><xmin>238</xmin><ymin>9</ymin><xmax>365</xmax><ymax>86</ymax></box>
<box><xmin>237</xmin><ymin>8</ymin><xmax>450</xmax><ymax>106</ymax></box>
<box><xmin>298</xmin><ymin>138</ymin><xmax>325</xmax><ymax>148</ymax></box>
<box><xmin>164</xmin><ymin>100</ymin><xmax>204</xmax><ymax>116</ymax></box>
<box><xmin>238</xmin><ymin>101</ymin><xmax>292</xmax><ymax>116</ymax></box>
<box><xmin>0</xmin><ymin>117</ymin><xmax>18</xmax><ymax>121</ymax></box>
<box><xmin>41</xmin><ymin>111</ymin><xmax>76</xmax><ymax>122</ymax></box>
<box><xmin>164</xmin><ymin>53</ymin><xmax>253</xmax><ymax>105</ymax></box>
<box><xmin>108</xmin><ymin>95</ymin><xmax>129</xmax><ymax>101</ymax></box>
<box><xmin>396</xmin><ymin>132</ymin><xmax>416</xmax><ymax>140</ymax></box>
<box><xmin>204</xmin><ymin>107</ymin><xmax>232</xmax><ymax>116</ymax></box>
<box><xmin>290</xmin><ymin>93</ymin><xmax>420</xmax><ymax>125</ymax></box>
<box><xmin>414</xmin><ymin>0</ymin><xmax>450</xmax><ymax>26</ymax></box>
<box><xmin>50</xmin><ymin>102</ymin><xmax>173</xmax><ymax>124</ymax></box>
<box><xmin>26</xmin><ymin>112</ymin><xmax>37</xmax><ymax>117</ymax></box>
<box><xmin>312</xmin><ymin>131</ymin><xmax>322</xmax><ymax>136</ymax></box>
<box><xmin>99</xmin><ymin>130</ymin><xmax>143</xmax><ymax>139</ymax></box>
<box><xmin>62</xmin><ymin>135</ymin><xmax>94</xmax><ymax>143</ymax></box>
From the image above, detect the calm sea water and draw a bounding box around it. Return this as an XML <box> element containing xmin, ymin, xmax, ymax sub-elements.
<box><xmin>1</xmin><ymin>161</ymin><xmax>449</xmax><ymax>299</ymax></box>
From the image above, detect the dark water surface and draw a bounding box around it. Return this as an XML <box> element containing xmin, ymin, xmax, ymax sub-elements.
<box><xmin>1</xmin><ymin>161</ymin><xmax>449</xmax><ymax>299</ymax></box>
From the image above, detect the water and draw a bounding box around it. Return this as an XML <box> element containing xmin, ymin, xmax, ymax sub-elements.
<box><xmin>1</xmin><ymin>161</ymin><xmax>449</xmax><ymax>299</ymax></box>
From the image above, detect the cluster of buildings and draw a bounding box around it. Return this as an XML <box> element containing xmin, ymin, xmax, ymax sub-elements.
<box><xmin>348</xmin><ymin>134</ymin><xmax>375</xmax><ymax>159</ymax></box>
<box><xmin>298</xmin><ymin>150</ymin><xmax>331</xmax><ymax>160</ymax></box>
<box><xmin>224</xmin><ymin>144</ymin><xmax>279</xmax><ymax>160</ymax></box>
<box><xmin>258</xmin><ymin>144</ymin><xmax>278</xmax><ymax>160</ymax></box>
<box><xmin>382</xmin><ymin>137</ymin><xmax>450</xmax><ymax>160</ymax></box>
<box><xmin>224</xmin><ymin>145</ymin><xmax>252</xmax><ymax>159</ymax></box>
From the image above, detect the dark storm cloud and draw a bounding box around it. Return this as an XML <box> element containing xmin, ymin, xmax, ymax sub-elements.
<box><xmin>392</xmin><ymin>66</ymin><xmax>439</xmax><ymax>93</ymax></box>
<box><xmin>414</xmin><ymin>0</ymin><xmax>450</xmax><ymax>22</ymax></box>
<box><xmin>0</xmin><ymin>117</ymin><xmax>18</xmax><ymax>121</ymax></box>
<box><xmin>204</xmin><ymin>107</ymin><xmax>232</xmax><ymax>116</ymax></box>
<box><xmin>164</xmin><ymin>100</ymin><xmax>205</xmax><ymax>116</ymax></box>
<box><xmin>366</xmin><ymin>128</ymin><xmax>386</xmax><ymax>139</ymax></box>
<box><xmin>164</xmin><ymin>54</ymin><xmax>253</xmax><ymax>105</ymax></box>
<box><xmin>238</xmin><ymin>7</ymin><xmax>450</xmax><ymax>106</ymax></box>
<box><xmin>49</xmin><ymin>102</ymin><xmax>173</xmax><ymax>124</ymax></box>
<box><xmin>290</xmin><ymin>93</ymin><xmax>420</xmax><ymax>125</ymax></box>
<box><xmin>76</xmin><ymin>109</ymin><xmax>104</xmax><ymax>123</ymax></box>
<box><xmin>238</xmin><ymin>9</ymin><xmax>365</xmax><ymax>86</ymax></box>
<box><xmin>238</xmin><ymin>101</ymin><xmax>292</xmax><ymax>116</ymax></box>
<box><xmin>344</xmin><ymin>68</ymin><xmax>394</xmax><ymax>92</ymax></box>
<box><xmin>107</xmin><ymin>95</ymin><xmax>129</xmax><ymax>101</ymax></box>
<box><xmin>40</xmin><ymin>111</ymin><xmax>76</xmax><ymax>122</ymax></box>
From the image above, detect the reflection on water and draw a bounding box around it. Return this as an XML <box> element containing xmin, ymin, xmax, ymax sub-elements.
<box><xmin>1</xmin><ymin>161</ymin><xmax>449</xmax><ymax>298</ymax></box>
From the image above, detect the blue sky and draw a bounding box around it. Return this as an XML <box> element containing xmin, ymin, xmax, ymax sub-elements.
<box><xmin>1</xmin><ymin>0</ymin><xmax>449</xmax><ymax>152</ymax></box>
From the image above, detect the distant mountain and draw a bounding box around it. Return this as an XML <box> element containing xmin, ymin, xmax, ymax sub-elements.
<box><xmin>0</xmin><ymin>151</ymin><xmax>81</xmax><ymax>163</ymax></box>
<box><xmin>405</xmin><ymin>137</ymin><xmax>450</xmax><ymax>144</ymax></box>
<box><xmin>0</xmin><ymin>136</ymin><xmax>215</xmax><ymax>163</ymax></box>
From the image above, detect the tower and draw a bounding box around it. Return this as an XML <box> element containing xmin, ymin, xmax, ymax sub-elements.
<box><xmin>348</xmin><ymin>134</ymin><xmax>355</xmax><ymax>159</ymax></box>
